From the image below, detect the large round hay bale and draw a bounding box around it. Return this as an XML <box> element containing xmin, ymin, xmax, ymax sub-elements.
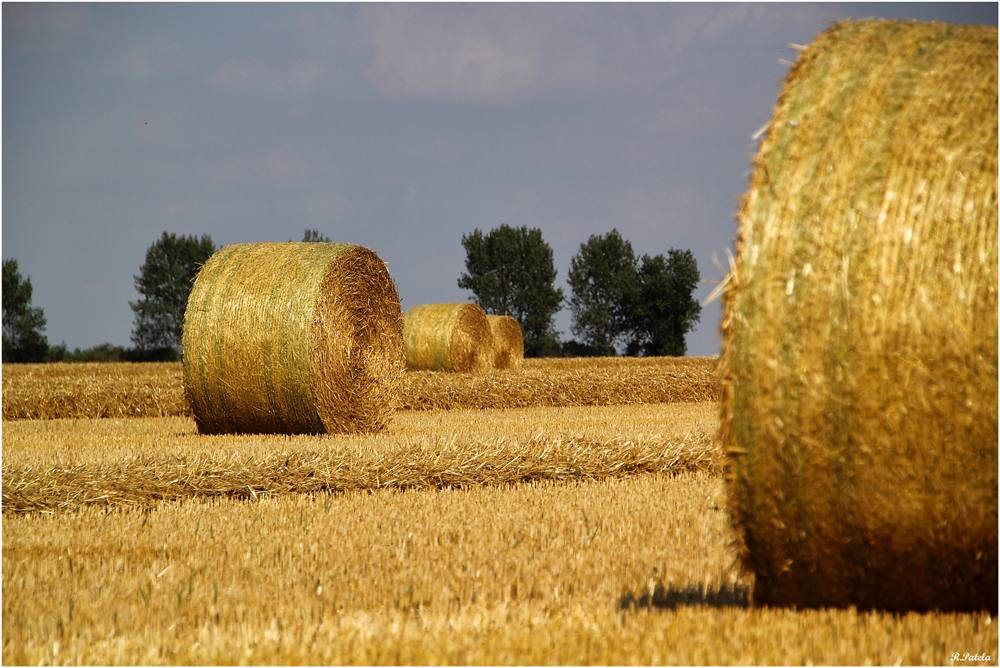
<box><xmin>719</xmin><ymin>19</ymin><xmax>998</xmax><ymax>612</ymax></box>
<box><xmin>403</xmin><ymin>303</ymin><xmax>493</xmax><ymax>372</ymax></box>
<box><xmin>486</xmin><ymin>315</ymin><xmax>524</xmax><ymax>370</ymax></box>
<box><xmin>182</xmin><ymin>242</ymin><xmax>404</xmax><ymax>435</ymax></box>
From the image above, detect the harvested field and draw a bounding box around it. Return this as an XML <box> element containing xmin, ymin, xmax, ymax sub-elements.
<box><xmin>1</xmin><ymin>356</ymin><xmax>718</xmax><ymax>420</ymax></box>
<box><xmin>0</xmin><ymin>363</ymin><xmax>187</xmax><ymax>421</ymax></box>
<box><xmin>401</xmin><ymin>356</ymin><xmax>717</xmax><ymax>409</ymax></box>
<box><xmin>3</xmin><ymin>403</ymin><xmax>718</xmax><ymax>513</ymax></box>
<box><xmin>4</xmin><ymin>466</ymin><xmax>995</xmax><ymax>665</ymax></box>
<box><xmin>5</xmin><ymin>356</ymin><xmax>992</xmax><ymax>664</ymax></box>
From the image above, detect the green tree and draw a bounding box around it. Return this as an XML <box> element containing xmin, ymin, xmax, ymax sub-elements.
<box><xmin>2</xmin><ymin>259</ymin><xmax>49</xmax><ymax>363</ymax></box>
<box><xmin>458</xmin><ymin>225</ymin><xmax>564</xmax><ymax>356</ymax></box>
<box><xmin>302</xmin><ymin>229</ymin><xmax>331</xmax><ymax>242</ymax></box>
<box><xmin>566</xmin><ymin>230</ymin><xmax>639</xmax><ymax>356</ymax></box>
<box><xmin>130</xmin><ymin>232</ymin><xmax>216</xmax><ymax>358</ymax></box>
<box><xmin>625</xmin><ymin>249</ymin><xmax>702</xmax><ymax>357</ymax></box>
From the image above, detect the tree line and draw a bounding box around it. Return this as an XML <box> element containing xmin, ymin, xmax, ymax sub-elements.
<box><xmin>459</xmin><ymin>225</ymin><xmax>701</xmax><ymax>357</ymax></box>
<box><xmin>3</xmin><ymin>231</ymin><xmax>216</xmax><ymax>363</ymax></box>
<box><xmin>3</xmin><ymin>227</ymin><xmax>700</xmax><ymax>363</ymax></box>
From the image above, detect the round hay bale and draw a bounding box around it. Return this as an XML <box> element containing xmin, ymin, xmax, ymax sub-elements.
<box><xmin>403</xmin><ymin>303</ymin><xmax>493</xmax><ymax>372</ymax></box>
<box><xmin>486</xmin><ymin>315</ymin><xmax>524</xmax><ymax>370</ymax></box>
<box><xmin>182</xmin><ymin>242</ymin><xmax>404</xmax><ymax>435</ymax></box>
<box><xmin>719</xmin><ymin>19</ymin><xmax>998</xmax><ymax>612</ymax></box>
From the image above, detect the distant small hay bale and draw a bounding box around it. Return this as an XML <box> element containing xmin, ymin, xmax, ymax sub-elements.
<box><xmin>403</xmin><ymin>303</ymin><xmax>493</xmax><ymax>372</ymax></box>
<box><xmin>182</xmin><ymin>242</ymin><xmax>404</xmax><ymax>435</ymax></box>
<box><xmin>486</xmin><ymin>315</ymin><xmax>524</xmax><ymax>370</ymax></box>
<box><xmin>719</xmin><ymin>19</ymin><xmax>998</xmax><ymax>612</ymax></box>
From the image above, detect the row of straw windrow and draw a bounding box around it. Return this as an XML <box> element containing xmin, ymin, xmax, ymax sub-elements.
<box><xmin>1</xmin><ymin>357</ymin><xmax>718</xmax><ymax>420</ymax></box>
<box><xmin>0</xmin><ymin>362</ymin><xmax>187</xmax><ymax>420</ymax></box>
<box><xmin>401</xmin><ymin>357</ymin><xmax>716</xmax><ymax>409</ymax></box>
<box><xmin>2</xmin><ymin>403</ymin><xmax>721</xmax><ymax>513</ymax></box>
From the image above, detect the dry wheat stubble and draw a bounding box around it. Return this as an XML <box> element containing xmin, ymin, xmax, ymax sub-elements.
<box><xmin>4</xmin><ymin>472</ymin><xmax>996</xmax><ymax>665</ymax></box>
<box><xmin>3</xmin><ymin>400</ymin><xmax>996</xmax><ymax>663</ymax></box>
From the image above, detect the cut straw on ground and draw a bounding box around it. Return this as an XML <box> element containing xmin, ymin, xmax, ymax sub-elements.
<box><xmin>3</xmin><ymin>432</ymin><xmax>718</xmax><ymax>513</ymax></box>
<box><xmin>3</xmin><ymin>403</ymin><xmax>721</xmax><ymax>513</ymax></box>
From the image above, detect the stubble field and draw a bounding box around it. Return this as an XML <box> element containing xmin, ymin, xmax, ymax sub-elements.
<box><xmin>3</xmin><ymin>359</ymin><xmax>996</xmax><ymax>665</ymax></box>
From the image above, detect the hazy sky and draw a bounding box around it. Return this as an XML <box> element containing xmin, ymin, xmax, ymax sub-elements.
<box><xmin>4</xmin><ymin>2</ymin><xmax>997</xmax><ymax>357</ymax></box>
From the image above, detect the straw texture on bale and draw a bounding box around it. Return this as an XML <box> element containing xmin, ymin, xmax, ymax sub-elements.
<box><xmin>183</xmin><ymin>242</ymin><xmax>404</xmax><ymax>435</ymax></box>
<box><xmin>486</xmin><ymin>315</ymin><xmax>524</xmax><ymax>370</ymax></box>
<box><xmin>719</xmin><ymin>19</ymin><xmax>998</xmax><ymax>612</ymax></box>
<box><xmin>403</xmin><ymin>303</ymin><xmax>493</xmax><ymax>372</ymax></box>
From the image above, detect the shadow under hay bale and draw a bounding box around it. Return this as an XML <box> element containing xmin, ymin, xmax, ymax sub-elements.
<box><xmin>182</xmin><ymin>242</ymin><xmax>404</xmax><ymax>435</ymax></box>
<box><xmin>619</xmin><ymin>582</ymin><xmax>752</xmax><ymax>611</ymax></box>
<box><xmin>719</xmin><ymin>19</ymin><xmax>998</xmax><ymax>612</ymax></box>
<box><xmin>403</xmin><ymin>303</ymin><xmax>493</xmax><ymax>373</ymax></box>
<box><xmin>486</xmin><ymin>314</ymin><xmax>524</xmax><ymax>370</ymax></box>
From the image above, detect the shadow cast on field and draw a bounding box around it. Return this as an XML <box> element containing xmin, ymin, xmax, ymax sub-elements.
<box><xmin>619</xmin><ymin>582</ymin><xmax>752</xmax><ymax>611</ymax></box>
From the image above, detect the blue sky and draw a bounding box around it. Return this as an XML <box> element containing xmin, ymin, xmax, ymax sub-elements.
<box><xmin>4</xmin><ymin>2</ymin><xmax>997</xmax><ymax>357</ymax></box>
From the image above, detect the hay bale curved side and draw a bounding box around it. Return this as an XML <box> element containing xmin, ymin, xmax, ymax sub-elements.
<box><xmin>719</xmin><ymin>19</ymin><xmax>998</xmax><ymax>612</ymax></box>
<box><xmin>486</xmin><ymin>315</ymin><xmax>524</xmax><ymax>370</ymax></box>
<box><xmin>403</xmin><ymin>303</ymin><xmax>493</xmax><ymax>372</ymax></box>
<box><xmin>183</xmin><ymin>242</ymin><xmax>404</xmax><ymax>434</ymax></box>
